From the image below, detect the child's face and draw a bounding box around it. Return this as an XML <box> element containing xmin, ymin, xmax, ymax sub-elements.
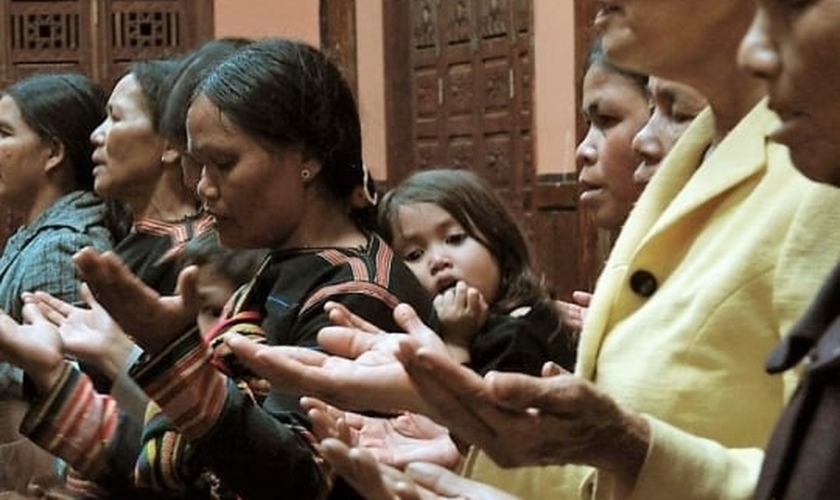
<box><xmin>195</xmin><ymin>263</ymin><xmax>237</xmax><ymax>336</ymax></box>
<box><xmin>392</xmin><ymin>202</ymin><xmax>500</xmax><ymax>305</ymax></box>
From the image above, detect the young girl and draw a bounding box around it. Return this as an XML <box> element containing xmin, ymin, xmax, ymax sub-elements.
<box><xmin>378</xmin><ymin>168</ymin><xmax>575</xmax><ymax>375</ymax></box>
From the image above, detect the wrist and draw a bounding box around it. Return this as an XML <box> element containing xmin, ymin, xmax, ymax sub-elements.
<box><xmin>100</xmin><ymin>335</ymin><xmax>135</xmax><ymax>381</ymax></box>
<box><xmin>445</xmin><ymin>343</ymin><xmax>471</xmax><ymax>364</ymax></box>
<box><xmin>30</xmin><ymin>360</ymin><xmax>69</xmax><ymax>394</ymax></box>
<box><xmin>600</xmin><ymin>410</ymin><xmax>650</xmax><ymax>495</ymax></box>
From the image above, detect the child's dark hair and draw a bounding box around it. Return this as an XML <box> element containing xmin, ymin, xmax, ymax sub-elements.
<box><xmin>378</xmin><ymin>168</ymin><xmax>553</xmax><ymax>315</ymax></box>
<box><xmin>180</xmin><ymin>231</ymin><xmax>268</xmax><ymax>287</ymax></box>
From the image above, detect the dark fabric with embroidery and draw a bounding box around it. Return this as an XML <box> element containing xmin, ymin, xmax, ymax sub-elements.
<box><xmin>134</xmin><ymin>234</ymin><xmax>437</xmax><ymax>499</ymax></box>
<box><xmin>135</xmin><ymin>256</ymin><xmax>275</xmax><ymax>498</ymax></box>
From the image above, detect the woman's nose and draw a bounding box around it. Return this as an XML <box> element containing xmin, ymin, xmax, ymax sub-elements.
<box><xmin>90</xmin><ymin>120</ymin><xmax>106</xmax><ymax>145</ymax></box>
<box><xmin>575</xmin><ymin>127</ymin><xmax>599</xmax><ymax>169</ymax></box>
<box><xmin>196</xmin><ymin>166</ymin><xmax>218</xmax><ymax>202</ymax></box>
<box><xmin>738</xmin><ymin>8</ymin><xmax>780</xmax><ymax>81</ymax></box>
<box><xmin>631</xmin><ymin>123</ymin><xmax>663</xmax><ymax>183</ymax></box>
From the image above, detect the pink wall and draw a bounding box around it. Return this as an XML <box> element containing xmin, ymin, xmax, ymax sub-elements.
<box><xmin>356</xmin><ymin>0</ymin><xmax>387</xmax><ymax>181</ymax></box>
<box><xmin>535</xmin><ymin>1</ymin><xmax>578</xmax><ymax>174</ymax></box>
<box><xmin>212</xmin><ymin>1</ymin><xmax>578</xmax><ymax>178</ymax></box>
<box><xmin>213</xmin><ymin>0</ymin><xmax>319</xmax><ymax>45</ymax></box>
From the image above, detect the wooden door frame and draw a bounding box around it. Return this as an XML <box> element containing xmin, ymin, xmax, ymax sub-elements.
<box><xmin>320</xmin><ymin>0</ymin><xmax>358</xmax><ymax>99</ymax></box>
<box><xmin>382</xmin><ymin>0</ymin><xmax>412</xmax><ymax>189</ymax></box>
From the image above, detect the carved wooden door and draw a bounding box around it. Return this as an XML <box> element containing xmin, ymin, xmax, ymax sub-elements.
<box><xmin>387</xmin><ymin>0</ymin><xmax>534</xmax><ymax>219</ymax></box>
<box><xmin>385</xmin><ymin>0</ymin><xmax>543</xmax><ymax>274</ymax></box>
<box><xmin>0</xmin><ymin>0</ymin><xmax>213</xmax><ymax>89</ymax></box>
<box><xmin>384</xmin><ymin>0</ymin><xmax>598</xmax><ymax>300</ymax></box>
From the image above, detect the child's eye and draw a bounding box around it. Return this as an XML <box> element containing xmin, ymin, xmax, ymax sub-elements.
<box><xmin>445</xmin><ymin>233</ymin><xmax>467</xmax><ymax>245</ymax></box>
<box><xmin>403</xmin><ymin>248</ymin><xmax>423</xmax><ymax>262</ymax></box>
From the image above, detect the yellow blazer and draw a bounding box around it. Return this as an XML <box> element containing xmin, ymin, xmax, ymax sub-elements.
<box><xmin>465</xmin><ymin>100</ymin><xmax>840</xmax><ymax>500</ymax></box>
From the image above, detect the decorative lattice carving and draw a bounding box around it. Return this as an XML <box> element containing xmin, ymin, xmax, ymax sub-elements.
<box><xmin>112</xmin><ymin>10</ymin><xmax>180</xmax><ymax>49</ymax></box>
<box><xmin>446</xmin><ymin>0</ymin><xmax>472</xmax><ymax>45</ymax></box>
<box><xmin>514</xmin><ymin>0</ymin><xmax>531</xmax><ymax>34</ymax></box>
<box><xmin>413</xmin><ymin>0</ymin><xmax>437</xmax><ymax>49</ymax></box>
<box><xmin>10</xmin><ymin>12</ymin><xmax>80</xmax><ymax>51</ymax></box>
<box><xmin>479</xmin><ymin>0</ymin><xmax>507</xmax><ymax>39</ymax></box>
<box><xmin>448</xmin><ymin>64</ymin><xmax>473</xmax><ymax>115</ymax></box>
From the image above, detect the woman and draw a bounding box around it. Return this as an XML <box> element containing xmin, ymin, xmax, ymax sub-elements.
<box><xmin>0</xmin><ymin>38</ymin><xmax>436</xmax><ymax>500</ymax></box>
<box><xmin>739</xmin><ymin>1</ymin><xmax>840</xmax><ymax>498</ymax></box>
<box><xmin>91</xmin><ymin>58</ymin><xmax>211</xmax><ymax>295</ymax></box>
<box><xmin>0</xmin><ymin>73</ymin><xmax>112</xmax><ymax>496</ymax></box>
<box><xmin>0</xmin><ymin>74</ymin><xmax>112</xmax><ymax>321</ymax></box>
<box><xmin>561</xmin><ymin>41</ymin><xmax>649</xmax><ymax>331</ymax></box>
<box><xmin>314</xmin><ymin>3</ymin><xmax>840</xmax><ymax>499</ymax></box>
<box><xmin>631</xmin><ymin>77</ymin><xmax>707</xmax><ymax>184</ymax></box>
<box><xmin>576</xmin><ymin>40</ymin><xmax>650</xmax><ymax>231</ymax></box>
<box><xmin>562</xmin><ymin>75</ymin><xmax>708</xmax><ymax>330</ymax></box>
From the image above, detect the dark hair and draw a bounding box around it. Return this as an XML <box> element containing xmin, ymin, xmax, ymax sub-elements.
<box><xmin>160</xmin><ymin>37</ymin><xmax>251</xmax><ymax>147</ymax></box>
<box><xmin>4</xmin><ymin>73</ymin><xmax>105</xmax><ymax>190</ymax></box>
<box><xmin>127</xmin><ymin>58</ymin><xmax>183</xmax><ymax>132</ymax></box>
<box><xmin>378</xmin><ymin>168</ymin><xmax>554</xmax><ymax>315</ymax></box>
<box><xmin>181</xmin><ymin>231</ymin><xmax>268</xmax><ymax>288</ymax></box>
<box><xmin>196</xmin><ymin>38</ymin><xmax>371</xmax><ymax>227</ymax></box>
<box><xmin>587</xmin><ymin>37</ymin><xmax>649</xmax><ymax>94</ymax></box>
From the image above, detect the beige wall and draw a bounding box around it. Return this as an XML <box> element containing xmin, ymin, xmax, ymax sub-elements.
<box><xmin>356</xmin><ymin>0</ymin><xmax>387</xmax><ymax>181</ymax></box>
<box><xmin>213</xmin><ymin>0</ymin><xmax>319</xmax><ymax>44</ymax></box>
<box><xmin>535</xmin><ymin>1</ymin><xmax>578</xmax><ymax>174</ymax></box>
<box><xmin>212</xmin><ymin>0</ymin><xmax>578</xmax><ymax>179</ymax></box>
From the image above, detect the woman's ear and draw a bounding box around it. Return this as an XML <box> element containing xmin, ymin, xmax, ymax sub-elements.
<box><xmin>300</xmin><ymin>157</ymin><xmax>322</xmax><ymax>185</ymax></box>
<box><xmin>43</xmin><ymin>137</ymin><xmax>66</xmax><ymax>173</ymax></box>
<box><xmin>161</xmin><ymin>147</ymin><xmax>182</xmax><ymax>167</ymax></box>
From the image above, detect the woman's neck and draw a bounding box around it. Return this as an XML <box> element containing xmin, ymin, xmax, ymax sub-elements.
<box><xmin>127</xmin><ymin>172</ymin><xmax>198</xmax><ymax>223</ymax></box>
<box><xmin>282</xmin><ymin>200</ymin><xmax>367</xmax><ymax>250</ymax></box>
<box><xmin>140</xmin><ymin>198</ymin><xmax>200</xmax><ymax>222</ymax></box>
<box><xmin>20</xmin><ymin>185</ymin><xmax>67</xmax><ymax>226</ymax></box>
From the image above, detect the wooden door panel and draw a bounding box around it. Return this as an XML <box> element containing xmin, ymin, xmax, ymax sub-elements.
<box><xmin>1</xmin><ymin>0</ymin><xmax>92</xmax><ymax>87</ymax></box>
<box><xmin>97</xmin><ymin>0</ymin><xmax>213</xmax><ymax>86</ymax></box>
<box><xmin>1</xmin><ymin>0</ymin><xmax>212</xmax><ymax>87</ymax></box>
<box><xmin>384</xmin><ymin>0</ymin><xmax>600</xmax><ymax>300</ymax></box>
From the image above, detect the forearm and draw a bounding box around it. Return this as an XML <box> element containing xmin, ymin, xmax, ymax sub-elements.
<box><xmin>95</xmin><ymin>332</ymin><xmax>137</xmax><ymax>382</ymax></box>
<box><xmin>131</xmin><ymin>329</ymin><xmax>330</xmax><ymax>499</ymax></box>
<box><xmin>21</xmin><ymin>362</ymin><xmax>141</xmax><ymax>489</ymax></box>
<box><xmin>110</xmin><ymin>344</ymin><xmax>148</xmax><ymax>421</ymax></box>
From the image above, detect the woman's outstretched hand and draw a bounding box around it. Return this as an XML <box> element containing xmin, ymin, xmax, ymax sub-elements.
<box><xmin>319</xmin><ymin>438</ymin><xmax>520</xmax><ymax>500</ymax></box>
<box><xmin>72</xmin><ymin>247</ymin><xmax>199</xmax><ymax>354</ymax></box>
<box><xmin>0</xmin><ymin>303</ymin><xmax>67</xmax><ymax>392</ymax></box>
